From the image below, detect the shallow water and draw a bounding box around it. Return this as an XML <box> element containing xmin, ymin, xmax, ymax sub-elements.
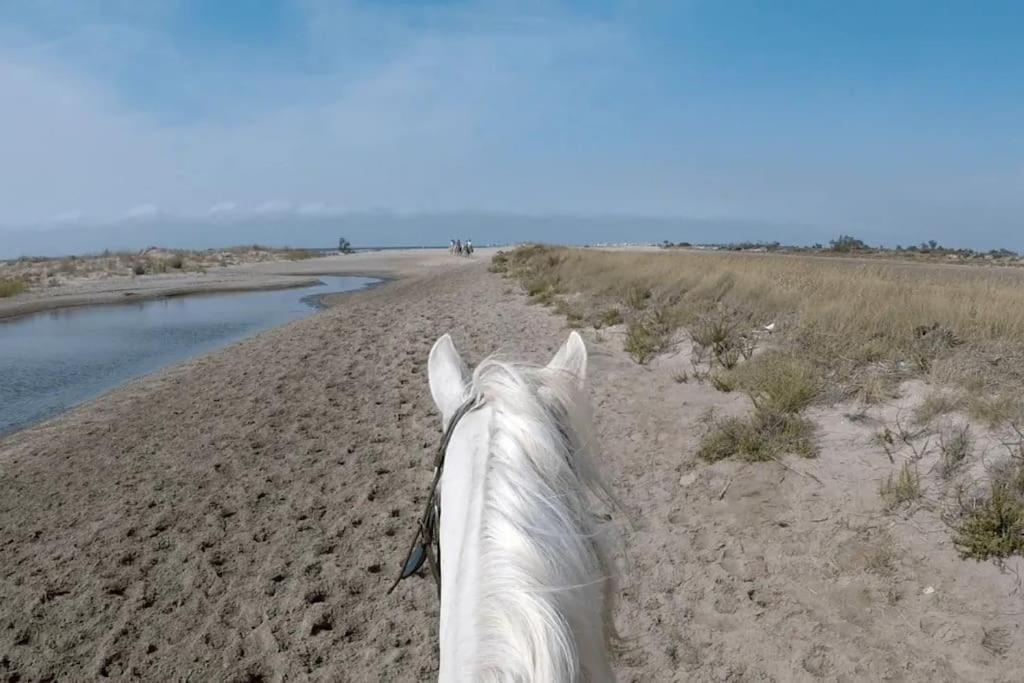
<box><xmin>0</xmin><ymin>276</ymin><xmax>378</xmax><ymax>436</ymax></box>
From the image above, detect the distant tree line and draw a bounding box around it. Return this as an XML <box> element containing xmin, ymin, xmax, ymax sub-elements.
<box><xmin>658</xmin><ymin>235</ymin><xmax>1018</xmax><ymax>260</ymax></box>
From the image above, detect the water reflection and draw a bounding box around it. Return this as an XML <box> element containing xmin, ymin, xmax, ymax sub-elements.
<box><xmin>0</xmin><ymin>276</ymin><xmax>378</xmax><ymax>436</ymax></box>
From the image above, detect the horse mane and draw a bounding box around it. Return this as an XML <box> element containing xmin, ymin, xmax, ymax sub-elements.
<box><xmin>463</xmin><ymin>356</ymin><xmax>619</xmax><ymax>682</ymax></box>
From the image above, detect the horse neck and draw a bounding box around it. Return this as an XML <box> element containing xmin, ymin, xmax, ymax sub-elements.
<box><xmin>437</xmin><ymin>385</ymin><xmax>614</xmax><ymax>683</ymax></box>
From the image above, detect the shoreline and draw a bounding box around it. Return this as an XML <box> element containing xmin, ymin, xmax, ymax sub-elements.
<box><xmin>0</xmin><ymin>276</ymin><xmax>323</xmax><ymax>322</ymax></box>
<box><xmin>0</xmin><ymin>248</ymin><xmax>480</xmax><ymax>322</ymax></box>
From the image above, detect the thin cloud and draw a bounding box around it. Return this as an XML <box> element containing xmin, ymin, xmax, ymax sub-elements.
<box><xmin>208</xmin><ymin>201</ymin><xmax>238</xmax><ymax>214</ymax></box>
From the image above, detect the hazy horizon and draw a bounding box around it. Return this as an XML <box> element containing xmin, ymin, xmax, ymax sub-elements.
<box><xmin>6</xmin><ymin>208</ymin><xmax>1020</xmax><ymax>260</ymax></box>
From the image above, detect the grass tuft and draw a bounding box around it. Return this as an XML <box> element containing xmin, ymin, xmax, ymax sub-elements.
<box><xmin>938</xmin><ymin>423</ymin><xmax>972</xmax><ymax>478</ymax></box>
<box><xmin>698</xmin><ymin>407</ymin><xmax>817</xmax><ymax>462</ymax></box>
<box><xmin>623</xmin><ymin>307</ymin><xmax>677</xmax><ymax>364</ymax></box>
<box><xmin>0</xmin><ymin>278</ymin><xmax>27</xmax><ymax>297</ymax></box>
<box><xmin>879</xmin><ymin>462</ymin><xmax>922</xmax><ymax>510</ymax></box>
<box><xmin>731</xmin><ymin>353</ymin><xmax>821</xmax><ymax>414</ymax></box>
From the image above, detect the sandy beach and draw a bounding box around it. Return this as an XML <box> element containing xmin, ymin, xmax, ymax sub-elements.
<box><xmin>2</xmin><ymin>248</ymin><xmax>1023</xmax><ymax>681</ymax></box>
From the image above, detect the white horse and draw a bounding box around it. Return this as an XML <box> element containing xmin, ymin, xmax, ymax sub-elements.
<box><xmin>418</xmin><ymin>331</ymin><xmax>619</xmax><ymax>681</ymax></box>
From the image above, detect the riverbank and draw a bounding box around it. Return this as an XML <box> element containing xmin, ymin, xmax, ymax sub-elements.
<box><xmin>0</xmin><ymin>248</ymin><xmax>485</xmax><ymax>320</ymax></box>
<box><xmin>1</xmin><ymin>249</ymin><xmax>1021</xmax><ymax>680</ymax></box>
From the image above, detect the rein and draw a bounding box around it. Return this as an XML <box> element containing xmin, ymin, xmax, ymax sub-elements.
<box><xmin>387</xmin><ymin>396</ymin><xmax>482</xmax><ymax>596</ymax></box>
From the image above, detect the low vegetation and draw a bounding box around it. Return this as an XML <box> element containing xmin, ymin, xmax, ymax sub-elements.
<box><xmin>494</xmin><ymin>245</ymin><xmax>1024</xmax><ymax>424</ymax></box>
<box><xmin>879</xmin><ymin>462</ymin><xmax>923</xmax><ymax>510</ymax></box>
<box><xmin>0</xmin><ymin>246</ymin><xmax>323</xmax><ymax>293</ymax></box>
<box><xmin>698</xmin><ymin>408</ymin><xmax>817</xmax><ymax>462</ymax></box>
<box><xmin>0</xmin><ymin>278</ymin><xmax>27</xmax><ymax>298</ymax></box>
<box><xmin>954</xmin><ymin>465</ymin><xmax>1024</xmax><ymax>560</ymax></box>
<box><xmin>697</xmin><ymin>353</ymin><xmax>821</xmax><ymax>461</ymax></box>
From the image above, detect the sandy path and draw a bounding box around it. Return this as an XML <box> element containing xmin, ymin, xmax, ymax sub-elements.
<box><xmin>2</xmin><ymin>255</ymin><xmax>1022</xmax><ymax>681</ymax></box>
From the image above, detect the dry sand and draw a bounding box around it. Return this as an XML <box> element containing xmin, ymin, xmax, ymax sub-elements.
<box><xmin>2</xmin><ymin>249</ymin><xmax>1023</xmax><ymax>681</ymax></box>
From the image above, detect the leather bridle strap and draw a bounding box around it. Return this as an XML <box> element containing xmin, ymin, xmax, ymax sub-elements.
<box><xmin>387</xmin><ymin>396</ymin><xmax>481</xmax><ymax>596</ymax></box>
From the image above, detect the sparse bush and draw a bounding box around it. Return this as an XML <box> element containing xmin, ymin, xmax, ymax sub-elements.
<box><xmin>733</xmin><ymin>353</ymin><xmax>821</xmax><ymax>414</ymax></box>
<box><xmin>624</xmin><ymin>285</ymin><xmax>651</xmax><ymax>311</ymax></box>
<box><xmin>553</xmin><ymin>298</ymin><xmax>585</xmax><ymax>325</ymax></box>
<box><xmin>954</xmin><ymin>476</ymin><xmax>1024</xmax><ymax>560</ymax></box>
<box><xmin>131</xmin><ymin>261</ymin><xmax>146</xmax><ymax>276</ymax></box>
<box><xmin>690</xmin><ymin>314</ymin><xmax>745</xmax><ymax>368</ymax></box>
<box><xmin>879</xmin><ymin>463</ymin><xmax>922</xmax><ymax>510</ymax></box>
<box><xmin>698</xmin><ymin>407</ymin><xmax>817</xmax><ymax>462</ymax></box>
<box><xmin>709</xmin><ymin>372</ymin><xmax>735</xmax><ymax>393</ymax></box>
<box><xmin>168</xmin><ymin>254</ymin><xmax>184</xmax><ymax>269</ymax></box>
<box><xmin>938</xmin><ymin>423</ymin><xmax>972</xmax><ymax>478</ymax></box>
<box><xmin>489</xmin><ymin>251</ymin><xmax>509</xmax><ymax>273</ymax></box>
<box><xmin>914</xmin><ymin>390</ymin><xmax>966</xmax><ymax>425</ymax></box>
<box><xmin>598</xmin><ymin>308</ymin><xmax>623</xmax><ymax>327</ymax></box>
<box><xmin>282</xmin><ymin>249</ymin><xmax>315</xmax><ymax>261</ymax></box>
<box><xmin>829</xmin><ymin>234</ymin><xmax>869</xmax><ymax>253</ymax></box>
<box><xmin>0</xmin><ymin>278</ymin><xmax>27</xmax><ymax>297</ymax></box>
<box><xmin>624</xmin><ymin>307</ymin><xmax>677</xmax><ymax>364</ymax></box>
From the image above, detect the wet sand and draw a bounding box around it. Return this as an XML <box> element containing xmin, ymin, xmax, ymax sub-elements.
<box><xmin>2</xmin><ymin>249</ymin><xmax>1022</xmax><ymax>681</ymax></box>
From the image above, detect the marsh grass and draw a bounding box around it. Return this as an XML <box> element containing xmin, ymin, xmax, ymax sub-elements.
<box><xmin>0</xmin><ymin>278</ymin><xmax>27</xmax><ymax>297</ymax></box>
<box><xmin>698</xmin><ymin>407</ymin><xmax>817</xmax><ymax>462</ymax></box>
<box><xmin>623</xmin><ymin>307</ymin><xmax>678</xmax><ymax>363</ymax></box>
<box><xmin>496</xmin><ymin>245</ymin><xmax>1024</xmax><ymax>423</ymax></box>
<box><xmin>730</xmin><ymin>353</ymin><xmax>821</xmax><ymax>414</ymax></box>
<box><xmin>937</xmin><ymin>423</ymin><xmax>972</xmax><ymax>478</ymax></box>
<box><xmin>879</xmin><ymin>463</ymin><xmax>922</xmax><ymax>510</ymax></box>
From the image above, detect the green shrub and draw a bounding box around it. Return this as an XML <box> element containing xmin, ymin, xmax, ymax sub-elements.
<box><xmin>955</xmin><ymin>481</ymin><xmax>1024</xmax><ymax>560</ymax></box>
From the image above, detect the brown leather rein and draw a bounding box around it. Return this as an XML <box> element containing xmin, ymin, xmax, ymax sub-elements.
<box><xmin>387</xmin><ymin>397</ymin><xmax>482</xmax><ymax>597</ymax></box>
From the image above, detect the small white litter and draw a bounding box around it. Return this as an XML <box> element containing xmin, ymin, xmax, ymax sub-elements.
<box><xmin>923</xmin><ymin>586</ymin><xmax>935</xmax><ymax>595</ymax></box>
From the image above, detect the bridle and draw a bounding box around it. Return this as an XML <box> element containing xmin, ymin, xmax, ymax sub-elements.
<box><xmin>388</xmin><ymin>396</ymin><xmax>482</xmax><ymax>597</ymax></box>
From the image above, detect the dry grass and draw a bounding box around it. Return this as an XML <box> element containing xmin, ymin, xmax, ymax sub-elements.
<box><xmin>937</xmin><ymin>422</ymin><xmax>973</xmax><ymax>478</ymax></box>
<box><xmin>0</xmin><ymin>278</ymin><xmax>27</xmax><ymax>298</ymax></box>
<box><xmin>698</xmin><ymin>408</ymin><xmax>817</xmax><ymax>462</ymax></box>
<box><xmin>497</xmin><ymin>245</ymin><xmax>1024</xmax><ymax>423</ymax></box>
<box><xmin>879</xmin><ymin>462</ymin><xmax>922</xmax><ymax>510</ymax></box>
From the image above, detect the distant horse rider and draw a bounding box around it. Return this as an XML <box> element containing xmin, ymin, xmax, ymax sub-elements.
<box><xmin>455</xmin><ymin>239</ymin><xmax>463</xmax><ymax>256</ymax></box>
<box><xmin>465</xmin><ymin>239</ymin><xmax>473</xmax><ymax>256</ymax></box>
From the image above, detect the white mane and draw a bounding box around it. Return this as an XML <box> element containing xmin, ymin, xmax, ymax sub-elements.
<box><xmin>459</xmin><ymin>356</ymin><xmax>618</xmax><ymax>681</ymax></box>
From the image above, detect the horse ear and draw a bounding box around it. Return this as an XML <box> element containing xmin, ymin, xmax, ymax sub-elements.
<box><xmin>546</xmin><ymin>330</ymin><xmax>587</xmax><ymax>389</ymax></box>
<box><xmin>428</xmin><ymin>334</ymin><xmax>470</xmax><ymax>426</ymax></box>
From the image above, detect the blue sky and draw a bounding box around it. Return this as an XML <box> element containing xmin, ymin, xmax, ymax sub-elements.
<box><xmin>1</xmin><ymin>1</ymin><xmax>1022</xmax><ymax>250</ymax></box>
